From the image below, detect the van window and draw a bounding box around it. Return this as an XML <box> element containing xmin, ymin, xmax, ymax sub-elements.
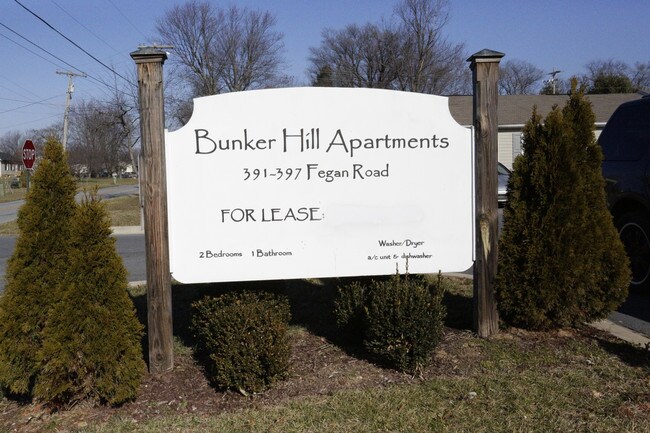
<box><xmin>599</xmin><ymin>102</ymin><xmax>650</xmax><ymax>161</ymax></box>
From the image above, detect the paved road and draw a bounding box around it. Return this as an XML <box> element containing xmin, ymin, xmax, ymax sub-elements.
<box><xmin>114</xmin><ymin>233</ymin><xmax>147</xmax><ymax>283</ymax></box>
<box><xmin>0</xmin><ymin>201</ymin><xmax>23</xmax><ymax>225</ymax></box>
<box><xmin>92</xmin><ymin>184</ymin><xmax>139</xmax><ymax>200</ymax></box>
<box><xmin>0</xmin><ymin>233</ymin><xmax>145</xmax><ymax>294</ymax></box>
<box><xmin>0</xmin><ymin>237</ymin><xmax>14</xmax><ymax>286</ymax></box>
<box><xmin>614</xmin><ymin>292</ymin><xmax>650</xmax><ymax>336</ymax></box>
<box><xmin>0</xmin><ymin>184</ymin><xmax>139</xmax><ymax>225</ymax></box>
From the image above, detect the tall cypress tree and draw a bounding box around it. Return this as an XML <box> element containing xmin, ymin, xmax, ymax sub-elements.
<box><xmin>34</xmin><ymin>192</ymin><xmax>145</xmax><ymax>406</ymax></box>
<box><xmin>496</xmin><ymin>84</ymin><xmax>630</xmax><ymax>330</ymax></box>
<box><xmin>0</xmin><ymin>138</ymin><xmax>77</xmax><ymax>396</ymax></box>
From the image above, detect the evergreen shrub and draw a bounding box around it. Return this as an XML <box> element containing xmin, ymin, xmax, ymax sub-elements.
<box><xmin>0</xmin><ymin>138</ymin><xmax>77</xmax><ymax>396</ymax></box>
<box><xmin>34</xmin><ymin>193</ymin><xmax>145</xmax><ymax>406</ymax></box>
<box><xmin>19</xmin><ymin>170</ymin><xmax>28</xmax><ymax>188</ymax></box>
<box><xmin>332</xmin><ymin>279</ymin><xmax>366</xmax><ymax>343</ymax></box>
<box><xmin>191</xmin><ymin>291</ymin><xmax>291</xmax><ymax>394</ymax></box>
<box><xmin>0</xmin><ymin>139</ymin><xmax>145</xmax><ymax>406</ymax></box>
<box><xmin>334</xmin><ymin>272</ymin><xmax>446</xmax><ymax>373</ymax></box>
<box><xmin>496</xmin><ymin>85</ymin><xmax>630</xmax><ymax>330</ymax></box>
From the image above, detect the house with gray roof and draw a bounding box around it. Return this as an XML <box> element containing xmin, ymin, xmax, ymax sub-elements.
<box><xmin>448</xmin><ymin>93</ymin><xmax>644</xmax><ymax>169</ymax></box>
<box><xmin>0</xmin><ymin>152</ymin><xmax>22</xmax><ymax>177</ymax></box>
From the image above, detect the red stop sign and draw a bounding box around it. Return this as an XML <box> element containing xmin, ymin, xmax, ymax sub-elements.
<box><xmin>22</xmin><ymin>140</ymin><xmax>35</xmax><ymax>170</ymax></box>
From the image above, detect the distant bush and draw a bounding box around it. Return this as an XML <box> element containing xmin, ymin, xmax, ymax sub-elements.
<box><xmin>18</xmin><ymin>170</ymin><xmax>28</xmax><ymax>188</ymax></box>
<box><xmin>191</xmin><ymin>291</ymin><xmax>291</xmax><ymax>394</ymax></box>
<box><xmin>334</xmin><ymin>272</ymin><xmax>446</xmax><ymax>373</ymax></box>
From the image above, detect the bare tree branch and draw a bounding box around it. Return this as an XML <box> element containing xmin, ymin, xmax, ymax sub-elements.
<box><xmin>394</xmin><ymin>0</ymin><xmax>467</xmax><ymax>94</ymax></box>
<box><xmin>309</xmin><ymin>23</ymin><xmax>400</xmax><ymax>89</ymax></box>
<box><xmin>308</xmin><ymin>0</ymin><xmax>469</xmax><ymax>95</ymax></box>
<box><xmin>499</xmin><ymin>59</ymin><xmax>544</xmax><ymax>95</ymax></box>
<box><xmin>156</xmin><ymin>1</ymin><xmax>223</xmax><ymax>96</ymax></box>
<box><xmin>68</xmin><ymin>100</ymin><xmax>132</xmax><ymax>177</ymax></box>
<box><xmin>216</xmin><ymin>6</ymin><xmax>285</xmax><ymax>91</ymax></box>
<box><xmin>157</xmin><ymin>1</ymin><xmax>285</xmax><ymax>96</ymax></box>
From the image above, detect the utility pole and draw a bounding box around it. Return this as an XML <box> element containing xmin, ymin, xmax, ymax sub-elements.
<box><xmin>56</xmin><ymin>70</ymin><xmax>86</xmax><ymax>149</ymax></box>
<box><xmin>547</xmin><ymin>68</ymin><xmax>562</xmax><ymax>95</ymax></box>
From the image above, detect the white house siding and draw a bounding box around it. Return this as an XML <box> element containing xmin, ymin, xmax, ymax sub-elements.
<box><xmin>498</xmin><ymin>132</ymin><xmax>514</xmax><ymax>169</ymax></box>
<box><xmin>594</xmin><ymin>129</ymin><xmax>603</xmax><ymax>140</ymax></box>
<box><xmin>449</xmin><ymin>93</ymin><xmax>644</xmax><ymax>173</ymax></box>
<box><xmin>497</xmin><ymin>127</ymin><xmax>606</xmax><ymax>172</ymax></box>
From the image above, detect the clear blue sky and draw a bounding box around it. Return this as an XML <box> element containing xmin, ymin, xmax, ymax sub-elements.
<box><xmin>1</xmin><ymin>0</ymin><xmax>648</xmax><ymax>137</ymax></box>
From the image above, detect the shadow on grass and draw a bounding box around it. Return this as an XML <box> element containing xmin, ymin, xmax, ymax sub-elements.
<box><xmin>130</xmin><ymin>278</ymin><xmax>343</xmax><ymax>357</ymax></box>
<box><xmin>442</xmin><ymin>291</ymin><xmax>473</xmax><ymax>331</ymax></box>
<box><xmin>595</xmin><ymin>337</ymin><xmax>650</xmax><ymax>369</ymax></box>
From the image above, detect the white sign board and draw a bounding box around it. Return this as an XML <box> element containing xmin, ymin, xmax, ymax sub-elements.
<box><xmin>165</xmin><ymin>88</ymin><xmax>473</xmax><ymax>284</ymax></box>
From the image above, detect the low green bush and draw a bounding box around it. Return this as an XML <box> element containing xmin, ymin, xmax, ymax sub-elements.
<box><xmin>333</xmin><ymin>280</ymin><xmax>366</xmax><ymax>343</ymax></box>
<box><xmin>334</xmin><ymin>273</ymin><xmax>446</xmax><ymax>373</ymax></box>
<box><xmin>191</xmin><ymin>291</ymin><xmax>291</xmax><ymax>394</ymax></box>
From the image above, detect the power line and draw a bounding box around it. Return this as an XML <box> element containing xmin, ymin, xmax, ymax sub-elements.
<box><xmin>0</xmin><ymin>22</ymin><xmax>84</xmax><ymax>75</ymax></box>
<box><xmin>0</xmin><ymin>72</ymin><xmax>46</xmax><ymax>100</ymax></box>
<box><xmin>13</xmin><ymin>0</ymin><xmax>135</xmax><ymax>88</ymax></box>
<box><xmin>0</xmin><ymin>113</ymin><xmax>62</xmax><ymax>132</ymax></box>
<box><xmin>0</xmin><ymin>21</ymin><xmax>128</xmax><ymax>94</ymax></box>
<box><xmin>0</xmin><ymin>95</ymin><xmax>63</xmax><ymax>107</ymax></box>
<box><xmin>50</xmin><ymin>0</ymin><xmax>121</xmax><ymax>56</ymax></box>
<box><xmin>107</xmin><ymin>0</ymin><xmax>148</xmax><ymax>41</ymax></box>
<box><xmin>0</xmin><ymin>95</ymin><xmax>63</xmax><ymax>115</ymax></box>
<box><xmin>0</xmin><ymin>31</ymin><xmax>60</xmax><ymax>71</ymax></box>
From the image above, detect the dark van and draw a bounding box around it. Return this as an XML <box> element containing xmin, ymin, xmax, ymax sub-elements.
<box><xmin>599</xmin><ymin>95</ymin><xmax>650</xmax><ymax>291</ymax></box>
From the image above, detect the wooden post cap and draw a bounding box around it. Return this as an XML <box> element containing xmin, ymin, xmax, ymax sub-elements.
<box><xmin>130</xmin><ymin>47</ymin><xmax>168</xmax><ymax>64</ymax></box>
<box><xmin>467</xmin><ymin>49</ymin><xmax>505</xmax><ymax>64</ymax></box>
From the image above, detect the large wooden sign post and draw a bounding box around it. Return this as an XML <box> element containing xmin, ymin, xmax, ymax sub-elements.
<box><xmin>469</xmin><ymin>49</ymin><xmax>504</xmax><ymax>338</ymax></box>
<box><xmin>131</xmin><ymin>47</ymin><xmax>174</xmax><ymax>373</ymax></box>
<box><xmin>132</xmin><ymin>45</ymin><xmax>504</xmax><ymax>374</ymax></box>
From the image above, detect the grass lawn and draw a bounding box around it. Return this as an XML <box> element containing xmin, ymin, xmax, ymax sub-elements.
<box><xmin>103</xmin><ymin>195</ymin><xmax>141</xmax><ymax>227</ymax></box>
<box><xmin>0</xmin><ymin>188</ymin><xmax>26</xmax><ymax>204</ymax></box>
<box><xmin>0</xmin><ymin>177</ymin><xmax>137</xmax><ymax>205</ymax></box>
<box><xmin>0</xmin><ymin>190</ymin><xmax>140</xmax><ymax>235</ymax></box>
<box><xmin>1</xmin><ymin>279</ymin><xmax>647</xmax><ymax>432</ymax></box>
<box><xmin>76</xmin><ymin>177</ymin><xmax>138</xmax><ymax>189</ymax></box>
